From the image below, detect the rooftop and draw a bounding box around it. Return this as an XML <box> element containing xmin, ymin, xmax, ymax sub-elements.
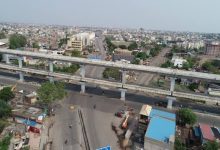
<box><xmin>139</xmin><ymin>105</ymin><xmax>152</xmax><ymax>116</ymax></box>
<box><xmin>145</xmin><ymin>116</ymin><xmax>176</xmax><ymax>143</ymax></box>
<box><xmin>149</xmin><ymin>109</ymin><xmax>176</xmax><ymax>121</ymax></box>
<box><xmin>199</xmin><ymin>123</ymin><xmax>215</xmax><ymax>141</ymax></box>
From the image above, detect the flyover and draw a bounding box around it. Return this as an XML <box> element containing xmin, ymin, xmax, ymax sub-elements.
<box><xmin>0</xmin><ymin>48</ymin><xmax>220</xmax><ymax>108</ymax></box>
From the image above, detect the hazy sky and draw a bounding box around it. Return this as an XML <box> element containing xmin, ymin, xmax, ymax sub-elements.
<box><xmin>0</xmin><ymin>0</ymin><xmax>220</xmax><ymax>33</ymax></box>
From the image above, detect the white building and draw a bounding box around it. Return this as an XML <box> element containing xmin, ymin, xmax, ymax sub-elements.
<box><xmin>171</xmin><ymin>56</ymin><xmax>187</xmax><ymax>68</ymax></box>
<box><xmin>67</xmin><ymin>32</ymin><xmax>95</xmax><ymax>51</ymax></box>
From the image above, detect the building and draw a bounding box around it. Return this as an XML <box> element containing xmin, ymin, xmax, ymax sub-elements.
<box><xmin>67</xmin><ymin>32</ymin><xmax>95</xmax><ymax>51</ymax></box>
<box><xmin>144</xmin><ymin>109</ymin><xmax>176</xmax><ymax>150</ymax></box>
<box><xmin>113</xmin><ymin>48</ymin><xmax>134</xmax><ymax>63</ymax></box>
<box><xmin>205</xmin><ymin>42</ymin><xmax>220</xmax><ymax>56</ymax></box>
<box><xmin>198</xmin><ymin>124</ymin><xmax>216</xmax><ymax>144</ymax></box>
<box><xmin>171</xmin><ymin>56</ymin><xmax>187</xmax><ymax>68</ymax></box>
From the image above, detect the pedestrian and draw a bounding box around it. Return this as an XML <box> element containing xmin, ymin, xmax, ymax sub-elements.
<box><xmin>65</xmin><ymin>139</ymin><xmax>68</xmax><ymax>144</ymax></box>
<box><xmin>93</xmin><ymin>104</ymin><xmax>96</xmax><ymax>109</ymax></box>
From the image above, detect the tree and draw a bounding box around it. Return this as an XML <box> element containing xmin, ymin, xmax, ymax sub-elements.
<box><xmin>128</xmin><ymin>41</ymin><xmax>138</xmax><ymax>50</ymax></box>
<box><xmin>54</xmin><ymin>64</ymin><xmax>80</xmax><ymax>74</ymax></box>
<box><xmin>0</xmin><ymin>32</ymin><xmax>6</xmax><ymax>39</ymax></box>
<box><xmin>174</xmin><ymin>138</ymin><xmax>186</xmax><ymax>150</ymax></box>
<box><xmin>0</xmin><ymin>87</ymin><xmax>15</xmax><ymax>102</ymax></box>
<box><xmin>9</xmin><ymin>34</ymin><xmax>27</xmax><ymax>49</ymax></box>
<box><xmin>71</xmin><ymin>50</ymin><xmax>82</xmax><ymax>57</ymax></box>
<box><xmin>203</xmin><ymin>141</ymin><xmax>220</xmax><ymax>150</ymax></box>
<box><xmin>103</xmin><ymin>68</ymin><xmax>121</xmax><ymax>80</ymax></box>
<box><xmin>118</xmin><ymin>45</ymin><xmax>127</xmax><ymax>49</ymax></box>
<box><xmin>188</xmin><ymin>82</ymin><xmax>199</xmax><ymax>91</ymax></box>
<box><xmin>37</xmin><ymin>82</ymin><xmax>66</xmax><ymax>106</ymax></box>
<box><xmin>136</xmin><ymin>52</ymin><xmax>148</xmax><ymax>60</ymax></box>
<box><xmin>0</xmin><ymin>101</ymin><xmax>11</xmax><ymax>118</ymax></box>
<box><xmin>0</xmin><ymin>134</ymin><xmax>12</xmax><ymax>150</ymax></box>
<box><xmin>178</xmin><ymin>108</ymin><xmax>197</xmax><ymax>126</ymax></box>
<box><xmin>105</xmin><ymin>38</ymin><xmax>117</xmax><ymax>53</ymax></box>
<box><xmin>32</xmin><ymin>42</ymin><xmax>40</xmax><ymax>49</ymax></box>
<box><xmin>182</xmin><ymin>62</ymin><xmax>190</xmax><ymax>70</ymax></box>
<box><xmin>161</xmin><ymin>60</ymin><xmax>173</xmax><ymax>68</ymax></box>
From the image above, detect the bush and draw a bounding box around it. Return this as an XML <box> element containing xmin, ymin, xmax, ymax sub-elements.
<box><xmin>178</xmin><ymin>108</ymin><xmax>197</xmax><ymax>126</ymax></box>
<box><xmin>0</xmin><ymin>134</ymin><xmax>12</xmax><ymax>150</ymax></box>
<box><xmin>9</xmin><ymin>34</ymin><xmax>27</xmax><ymax>49</ymax></box>
<box><xmin>0</xmin><ymin>87</ymin><xmax>15</xmax><ymax>102</ymax></box>
<box><xmin>0</xmin><ymin>101</ymin><xmax>12</xmax><ymax>118</ymax></box>
<box><xmin>103</xmin><ymin>68</ymin><xmax>121</xmax><ymax>80</ymax></box>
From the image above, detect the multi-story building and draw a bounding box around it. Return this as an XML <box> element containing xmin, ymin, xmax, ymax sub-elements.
<box><xmin>67</xmin><ymin>32</ymin><xmax>95</xmax><ymax>51</ymax></box>
<box><xmin>205</xmin><ymin>41</ymin><xmax>220</xmax><ymax>56</ymax></box>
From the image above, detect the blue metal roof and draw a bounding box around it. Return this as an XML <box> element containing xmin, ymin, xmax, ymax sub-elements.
<box><xmin>96</xmin><ymin>145</ymin><xmax>111</xmax><ymax>150</ymax></box>
<box><xmin>145</xmin><ymin>116</ymin><xmax>176</xmax><ymax>143</ymax></box>
<box><xmin>149</xmin><ymin>109</ymin><xmax>176</xmax><ymax>120</ymax></box>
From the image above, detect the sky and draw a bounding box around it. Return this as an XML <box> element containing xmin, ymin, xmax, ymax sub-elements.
<box><xmin>0</xmin><ymin>0</ymin><xmax>220</xmax><ymax>33</ymax></box>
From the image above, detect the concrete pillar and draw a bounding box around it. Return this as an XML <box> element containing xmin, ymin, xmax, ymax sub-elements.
<box><xmin>49</xmin><ymin>61</ymin><xmax>53</xmax><ymax>72</ymax></box>
<box><xmin>80</xmin><ymin>81</ymin><xmax>86</xmax><ymax>94</ymax></box>
<box><xmin>18</xmin><ymin>57</ymin><xmax>24</xmax><ymax>82</ymax></box>
<box><xmin>166</xmin><ymin>96</ymin><xmax>176</xmax><ymax>109</ymax></box>
<box><xmin>170</xmin><ymin>77</ymin><xmax>175</xmax><ymax>96</ymax></box>
<box><xmin>5</xmin><ymin>54</ymin><xmax>10</xmax><ymax>64</ymax></box>
<box><xmin>119</xmin><ymin>88</ymin><xmax>127</xmax><ymax>101</ymax></box>
<box><xmin>121</xmin><ymin>71</ymin><xmax>127</xmax><ymax>85</ymax></box>
<box><xmin>49</xmin><ymin>61</ymin><xmax>54</xmax><ymax>83</ymax></box>
<box><xmin>80</xmin><ymin>65</ymin><xmax>85</xmax><ymax>78</ymax></box>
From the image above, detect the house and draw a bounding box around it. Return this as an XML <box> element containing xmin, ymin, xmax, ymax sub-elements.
<box><xmin>144</xmin><ymin>116</ymin><xmax>176</xmax><ymax>150</ymax></box>
<box><xmin>171</xmin><ymin>56</ymin><xmax>187</xmax><ymax>68</ymax></box>
<box><xmin>25</xmin><ymin>92</ymin><xmax>37</xmax><ymax>104</ymax></box>
<box><xmin>113</xmin><ymin>48</ymin><xmax>134</xmax><ymax>63</ymax></box>
<box><xmin>198</xmin><ymin>123</ymin><xmax>215</xmax><ymax>144</ymax></box>
<box><xmin>141</xmin><ymin>107</ymin><xmax>176</xmax><ymax>150</ymax></box>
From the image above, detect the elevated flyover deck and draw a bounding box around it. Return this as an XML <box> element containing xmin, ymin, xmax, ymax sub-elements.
<box><xmin>0</xmin><ymin>48</ymin><xmax>220</xmax><ymax>82</ymax></box>
<box><xmin>0</xmin><ymin>63</ymin><xmax>219</xmax><ymax>103</ymax></box>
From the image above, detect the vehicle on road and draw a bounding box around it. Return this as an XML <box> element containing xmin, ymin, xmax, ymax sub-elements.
<box><xmin>154</xmin><ymin>101</ymin><xmax>168</xmax><ymax>107</ymax></box>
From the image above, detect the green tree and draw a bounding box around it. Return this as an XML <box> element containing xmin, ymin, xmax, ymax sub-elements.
<box><xmin>136</xmin><ymin>52</ymin><xmax>148</xmax><ymax>60</ymax></box>
<box><xmin>9</xmin><ymin>34</ymin><xmax>27</xmax><ymax>49</ymax></box>
<box><xmin>182</xmin><ymin>62</ymin><xmax>190</xmax><ymax>70</ymax></box>
<box><xmin>54</xmin><ymin>64</ymin><xmax>79</xmax><ymax>74</ymax></box>
<box><xmin>161</xmin><ymin>60</ymin><xmax>173</xmax><ymax>68</ymax></box>
<box><xmin>188</xmin><ymin>82</ymin><xmax>199</xmax><ymax>91</ymax></box>
<box><xmin>37</xmin><ymin>82</ymin><xmax>66</xmax><ymax>107</ymax></box>
<box><xmin>105</xmin><ymin>38</ymin><xmax>117</xmax><ymax>53</ymax></box>
<box><xmin>0</xmin><ymin>134</ymin><xmax>12</xmax><ymax>150</ymax></box>
<box><xmin>0</xmin><ymin>87</ymin><xmax>15</xmax><ymax>102</ymax></box>
<box><xmin>118</xmin><ymin>45</ymin><xmax>127</xmax><ymax>49</ymax></box>
<box><xmin>178</xmin><ymin>108</ymin><xmax>197</xmax><ymax>126</ymax></box>
<box><xmin>0</xmin><ymin>32</ymin><xmax>6</xmax><ymax>39</ymax></box>
<box><xmin>131</xmin><ymin>58</ymin><xmax>140</xmax><ymax>64</ymax></box>
<box><xmin>203</xmin><ymin>141</ymin><xmax>220</xmax><ymax>150</ymax></box>
<box><xmin>32</xmin><ymin>42</ymin><xmax>40</xmax><ymax>49</ymax></box>
<box><xmin>0</xmin><ymin>101</ymin><xmax>11</xmax><ymax>118</ymax></box>
<box><xmin>174</xmin><ymin>138</ymin><xmax>186</xmax><ymax>150</ymax></box>
<box><xmin>71</xmin><ymin>50</ymin><xmax>82</xmax><ymax>57</ymax></box>
<box><xmin>103</xmin><ymin>68</ymin><xmax>121</xmax><ymax>80</ymax></box>
<box><xmin>128</xmin><ymin>41</ymin><xmax>138</xmax><ymax>50</ymax></box>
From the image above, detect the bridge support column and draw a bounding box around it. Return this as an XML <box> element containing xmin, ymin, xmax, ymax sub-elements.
<box><xmin>119</xmin><ymin>88</ymin><xmax>127</xmax><ymax>101</ymax></box>
<box><xmin>49</xmin><ymin>61</ymin><xmax>54</xmax><ymax>83</ymax></box>
<box><xmin>166</xmin><ymin>96</ymin><xmax>176</xmax><ymax>109</ymax></box>
<box><xmin>18</xmin><ymin>57</ymin><xmax>24</xmax><ymax>82</ymax></box>
<box><xmin>80</xmin><ymin>81</ymin><xmax>86</xmax><ymax>94</ymax></box>
<box><xmin>170</xmin><ymin>77</ymin><xmax>175</xmax><ymax>96</ymax></box>
<box><xmin>5</xmin><ymin>54</ymin><xmax>10</xmax><ymax>64</ymax></box>
<box><xmin>80</xmin><ymin>65</ymin><xmax>85</xmax><ymax>79</ymax></box>
<box><xmin>121</xmin><ymin>71</ymin><xmax>127</xmax><ymax>85</ymax></box>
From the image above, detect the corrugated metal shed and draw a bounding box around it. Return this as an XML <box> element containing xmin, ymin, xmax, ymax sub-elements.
<box><xmin>199</xmin><ymin>124</ymin><xmax>215</xmax><ymax>141</ymax></box>
<box><xmin>145</xmin><ymin>116</ymin><xmax>176</xmax><ymax>143</ymax></box>
<box><xmin>149</xmin><ymin>109</ymin><xmax>176</xmax><ymax>121</ymax></box>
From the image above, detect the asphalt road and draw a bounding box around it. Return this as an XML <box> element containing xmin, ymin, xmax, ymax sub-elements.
<box><xmin>1</xmin><ymin>73</ymin><xmax>220</xmax><ymax>150</ymax></box>
<box><xmin>134</xmin><ymin>48</ymin><xmax>170</xmax><ymax>86</ymax></box>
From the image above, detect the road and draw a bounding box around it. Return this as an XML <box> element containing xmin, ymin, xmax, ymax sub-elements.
<box><xmin>135</xmin><ymin>48</ymin><xmax>170</xmax><ymax>85</ymax></box>
<box><xmin>0</xmin><ymin>75</ymin><xmax>220</xmax><ymax>150</ymax></box>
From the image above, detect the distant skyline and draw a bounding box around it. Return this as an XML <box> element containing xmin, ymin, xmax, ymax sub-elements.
<box><xmin>0</xmin><ymin>0</ymin><xmax>220</xmax><ymax>33</ymax></box>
